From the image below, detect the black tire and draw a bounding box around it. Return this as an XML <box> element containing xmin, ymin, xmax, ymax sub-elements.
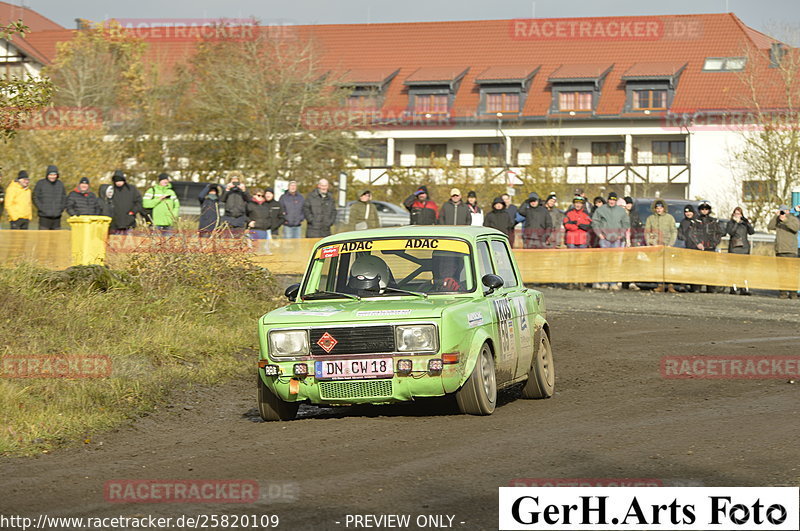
<box><xmin>521</xmin><ymin>332</ymin><xmax>555</xmax><ymax>399</ymax></box>
<box><xmin>455</xmin><ymin>343</ymin><xmax>497</xmax><ymax>415</ymax></box>
<box><xmin>257</xmin><ymin>374</ymin><xmax>299</xmax><ymax>421</ymax></box>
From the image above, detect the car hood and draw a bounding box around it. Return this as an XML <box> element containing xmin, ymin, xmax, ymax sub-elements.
<box><xmin>262</xmin><ymin>297</ymin><xmax>472</xmax><ymax>326</ymax></box>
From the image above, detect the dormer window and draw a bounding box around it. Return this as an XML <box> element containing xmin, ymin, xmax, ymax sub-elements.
<box><xmin>414</xmin><ymin>94</ymin><xmax>449</xmax><ymax>115</ymax></box>
<box><xmin>548</xmin><ymin>64</ymin><xmax>612</xmax><ymax>114</ymax></box>
<box><xmin>632</xmin><ymin>89</ymin><xmax>667</xmax><ymax>110</ymax></box>
<box><xmin>405</xmin><ymin>67</ymin><xmax>468</xmax><ymax>116</ymax></box>
<box><xmin>558</xmin><ymin>91</ymin><xmax>592</xmax><ymax>112</ymax></box>
<box><xmin>622</xmin><ymin>62</ymin><xmax>686</xmax><ymax>113</ymax></box>
<box><xmin>475</xmin><ymin>66</ymin><xmax>538</xmax><ymax>115</ymax></box>
<box><xmin>340</xmin><ymin>68</ymin><xmax>399</xmax><ymax>111</ymax></box>
<box><xmin>486</xmin><ymin>93</ymin><xmax>520</xmax><ymax>113</ymax></box>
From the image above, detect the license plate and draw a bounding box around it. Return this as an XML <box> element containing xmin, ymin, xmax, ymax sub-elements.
<box><xmin>314</xmin><ymin>358</ymin><xmax>393</xmax><ymax>380</ymax></box>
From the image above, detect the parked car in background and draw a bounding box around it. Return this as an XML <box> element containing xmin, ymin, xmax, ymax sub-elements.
<box><xmin>336</xmin><ymin>200</ymin><xmax>409</xmax><ymax>228</ymax></box>
<box><xmin>169</xmin><ymin>180</ymin><xmax>214</xmax><ymax>218</ymax></box>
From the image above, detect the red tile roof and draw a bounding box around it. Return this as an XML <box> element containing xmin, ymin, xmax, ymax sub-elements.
<box><xmin>340</xmin><ymin>67</ymin><xmax>399</xmax><ymax>85</ymax></box>
<box><xmin>622</xmin><ymin>61</ymin><xmax>687</xmax><ymax>78</ymax></box>
<box><xmin>475</xmin><ymin>65</ymin><xmax>538</xmax><ymax>83</ymax></box>
<box><xmin>0</xmin><ymin>1</ymin><xmax>63</xmax><ymax>32</ymax></box>
<box><xmin>17</xmin><ymin>29</ymin><xmax>74</xmax><ymax>64</ymax></box>
<box><xmin>404</xmin><ymin>66</ymin><xmax>468</xmax><ymax>85</ymax></box>
<box><xmin>10</xmin><ymin>11</ymin><xmax>794</xmax><ymax>117</ymax></box>
<box><xmin>549</xmin><ymin>63</ymin><xmax>613</xmax><ymax>80</ymax></box>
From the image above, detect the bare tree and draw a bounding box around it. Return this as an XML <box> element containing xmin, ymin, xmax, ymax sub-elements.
<box><xmin>730</xmin><ymin>38</ymin><xmax>800</xmax><ymax>224</ymax></box>
<box><xmin>169</xmin><ymin>29</ymin><xmax>360</xmax><ymax>186</ymax></box>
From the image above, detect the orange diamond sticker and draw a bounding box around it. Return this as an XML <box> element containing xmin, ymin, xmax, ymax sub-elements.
<box><xmin>317</xmin><ymin>332</ymin><xmax>338</xmax><ymax>353</ymax></box>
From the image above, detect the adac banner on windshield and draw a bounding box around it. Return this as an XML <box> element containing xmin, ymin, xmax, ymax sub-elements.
<box><xmin>315</xmin><ymin>238</ymin><xmax>470</xmax><ymax>259</ymax></box>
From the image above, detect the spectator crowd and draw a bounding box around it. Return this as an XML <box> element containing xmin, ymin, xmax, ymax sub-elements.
<box><xmin>2</xmin><ymin>168</ymin><xmax>799</xmax><ymax>297</ymax></box>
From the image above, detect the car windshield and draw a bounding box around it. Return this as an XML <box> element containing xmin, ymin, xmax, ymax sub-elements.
<box><xmin>302</xmin><ymin>237</ymin><xmax>475</xmax><ymax>298</ymax></box>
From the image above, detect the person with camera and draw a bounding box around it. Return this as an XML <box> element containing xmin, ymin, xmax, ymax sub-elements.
<box><xmin>221</xmin><ymin>175</ymin><xmax>250</xmax><ymax>231</ymax></box>
<box><xmin>768</xmin><ymin>206</ymin><xmax>800</xmax><ymax>299</ymax></box>
<box><xmin>404</xmin><ymin>185</ymin><xmax>438</xmax><ymax>225</ymax></box>
<box><xmin>726</xmin><ymin>206</ymin><xmax>755</xmax><ymax>295</ymax></box>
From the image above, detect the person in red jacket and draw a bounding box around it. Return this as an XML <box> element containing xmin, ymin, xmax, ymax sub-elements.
<box><xmin>563</xmin><ymin>195</ymin><xmax>592</xmax><ymax>248</ymax></box>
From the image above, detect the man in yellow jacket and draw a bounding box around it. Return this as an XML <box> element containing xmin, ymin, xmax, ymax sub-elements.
<box><xmin>6</xmin><ymin>171</ymin><xmax>32</xmax><ymax>230</ymax></box>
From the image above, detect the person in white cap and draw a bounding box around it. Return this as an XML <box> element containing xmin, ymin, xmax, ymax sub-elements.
<box><xmin>437</xmin><ymin>188</ymin><xmax>471</xmax><ymax>225</ymax></box>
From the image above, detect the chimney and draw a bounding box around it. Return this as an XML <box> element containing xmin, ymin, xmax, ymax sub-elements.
<box><xmin>769</xmin><ymin>42</ymin><xmax>787</xmax><ymax>68</ymax></box>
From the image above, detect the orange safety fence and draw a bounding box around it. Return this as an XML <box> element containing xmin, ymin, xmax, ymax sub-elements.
<box><xmin>516</xmin><ymin>246</ymin><xmax>800</xmax><ymax>290</ymax></box>
<box><xmin>1</xmin><ymin>232</ymin><xmax>798</xmax><ymax>290</ymax></box>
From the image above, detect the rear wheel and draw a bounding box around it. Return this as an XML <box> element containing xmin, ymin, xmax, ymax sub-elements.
<box><xmin>257</xmin><ymin>374</ymin><xmax>299</xmax><ymax>421</ymax></box>
<box><xmin>456</xmin><ymin>343</ymin><xmax>497</xmax><ymax>415</ymax></box>
<box><xmin>521</xmin><ymin>332</ymin><xmax>555</xmax><ymax>399</ymax></box>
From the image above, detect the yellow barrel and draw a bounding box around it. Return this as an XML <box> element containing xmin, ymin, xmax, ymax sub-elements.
<box><xmin>66</xmin><ymin>216</ymin><xmax>112</xmax><ymax>265</ymax></box>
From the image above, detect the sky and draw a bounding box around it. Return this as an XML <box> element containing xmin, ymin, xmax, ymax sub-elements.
<box><xmin>18</xmin><ymin>0</ymin><xmax>800</xmax><ymax>42</ymax></box>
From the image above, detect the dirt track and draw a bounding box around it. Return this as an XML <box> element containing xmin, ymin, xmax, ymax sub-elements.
<box><xmin>2</xmin><ymin>288</ymin><xmax>799</xmax><ymax>530</ymax></box>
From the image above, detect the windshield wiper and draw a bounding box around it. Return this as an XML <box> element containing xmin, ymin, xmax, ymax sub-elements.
<box><xmin>381</xmin><ymin>286</ymin><xmax>428</xmax><ymax>298</ymax></box>
<box><xmin>302</xmin><ymin>290</ymin><xmax>360</xmax><ymax>301</ymax></box>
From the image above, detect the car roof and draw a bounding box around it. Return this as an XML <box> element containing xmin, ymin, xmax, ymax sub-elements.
<box><xmin>316</xmin><ymin>225</ymin><xmax>506</xmax><ymax>245</ymax></box>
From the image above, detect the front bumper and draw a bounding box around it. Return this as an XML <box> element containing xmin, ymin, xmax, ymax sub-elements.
<box><xmin>258</xmin><ymin>356</ymin><xmax>463</xmax><ymax>405</ymax></box>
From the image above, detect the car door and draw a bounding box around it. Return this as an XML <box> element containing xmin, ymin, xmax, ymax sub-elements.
<box><xmin>485</xmin><ymin>239</ymin><xmax>522</xmax><ymax>384</ymax></box>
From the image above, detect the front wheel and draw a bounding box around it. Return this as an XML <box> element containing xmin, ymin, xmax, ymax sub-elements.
<box><xmin>257</xmin><ymin>374</ymin><xmax>299</xmax><ymax>421</ymax></box>
<box><xmin>456</xmin><ymin>343</ymin><xmax>497</xmax><ymax>415</ymax></box>
<box><xmin>521</xmin><ymin>332</ymin><xmax>555</xmax><ymax>399</ymax></box>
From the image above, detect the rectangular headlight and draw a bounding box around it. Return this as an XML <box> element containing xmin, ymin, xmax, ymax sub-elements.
<box><xmin>395</xmin><ymin>325</ymin><xmax>438</xmax><ymax>352</ymax></box>
<box><xmin>268</xmin><ymin>330</ymin><xmax>309</xmax><ymax>357</ymax></box>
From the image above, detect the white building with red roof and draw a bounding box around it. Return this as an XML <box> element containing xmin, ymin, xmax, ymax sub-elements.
<box><xmin>2</xmin><ymin>3</ymin><xmax>795</xmax><ymax>207</ymax></box>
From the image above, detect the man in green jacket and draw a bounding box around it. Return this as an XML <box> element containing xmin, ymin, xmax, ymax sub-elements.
<box><xmin>645</xmin><ymin>199</ymin><xmax>678</xmax><ymax>293</ymax></box>
<box><xmin>768</xmin><ymin>206</ymin><xmax>800</xmax><ymax>299</ymax></box>
<box><xmin>349</xmin><ymin>190</ymin><xmax>380</xmax><ymax>231</ymax></box>
<box><xmin>143</xmin><ymin>173</ymin><xmax>180</xmax><ymax>230</ymax></box>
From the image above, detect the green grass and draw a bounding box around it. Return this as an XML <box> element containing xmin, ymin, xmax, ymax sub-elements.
<box><xmin>0</xmin><ymin>246</ymin><xmax>283</xmax><ymax>456</ymax></box>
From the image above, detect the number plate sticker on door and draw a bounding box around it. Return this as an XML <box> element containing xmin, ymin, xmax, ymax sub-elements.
<box><xmin>314</xmin><ymin>358</ymin><xmax>393</xmax><ymax>380</ymax></box>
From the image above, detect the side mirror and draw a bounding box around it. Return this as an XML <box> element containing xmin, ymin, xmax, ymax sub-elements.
<box><xmin>482</xmin><ymin>274</ymin><xmax>504</xmax><ymax>295</ymax></box>
<box><xmin>285</xmin><ymin>283</ymin><xmax>300</xmax><ymax>302</ymax></box>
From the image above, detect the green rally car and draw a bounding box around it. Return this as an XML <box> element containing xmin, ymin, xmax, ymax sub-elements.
<box><xmin>257</xmin><ymin>225</ymin><xmax>554</xmax><ymax>420</ymax></box>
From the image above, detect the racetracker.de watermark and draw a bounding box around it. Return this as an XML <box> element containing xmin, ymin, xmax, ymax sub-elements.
<box><xmin>107</xmin><ymin>18</ymin><xmax>297</xmax><ymax>41</ymax></box>
<box><xmin>1</xmin><ymin>355</ymin><xmax>111</xmax><ymax>379</ymax></box>
<box><xmin>661</xmin><ymin>110</ymin><xmax>800</xmax><ymax>131</ymax></box>
<box><xmin>104</xmin><ymin>480</ymin><xmax>298</xmax><ymax>504</ymax></box>
<box><xmin>509</xmin><ymin>17</ymin><xmax>703</xmax><ymax>41</ymax></box>
<box><xmin>661</xmin><ymin>355</ymin><xmax>800</xmax><ymax>379</ymax></box>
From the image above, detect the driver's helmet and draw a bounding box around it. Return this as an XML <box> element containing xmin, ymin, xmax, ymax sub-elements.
<box><xmin>347</xmin><ymin>254</ymin><xmax>390</xmax><ymax>293</ymax></box>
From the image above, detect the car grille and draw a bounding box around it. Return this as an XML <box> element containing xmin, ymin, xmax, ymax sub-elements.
<box><xmin>310</xmin><ymin>326</ymin><xmax>394</xmax><ymax>355</ymax></box>
<box><xmin>318</xmin><ymin>380</ymin><xmax>393</xmax><ymax>400</ymax></box>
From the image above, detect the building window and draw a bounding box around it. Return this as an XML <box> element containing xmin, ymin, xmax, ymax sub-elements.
<box><xmin>591</xmin><ymin>142</ymin><xmax>624</xmax><ymax>165</ymax></box>
<box><xmin>358</xmin><ymin>141</ymin><xmax>387</xmax><ymax>167</ymax></box>
<box><xmin>486</xmin><ymin>93</ymin><xmax>520</xmax><ymax>113</ymax></box>
<box><xmin>415</xmin><ymin>144</ymin><xmax>447</xmax><ymax>166</ymax></box>
<box><xmin>703</xmin><ymin>57</ymin><xmax>746</xmax><ymax>72</ymax></box>
<box><xmin>413</xmin><ymin>94</ymin><xmax>449</xmax><ymax>115</ymax></box>
<box><xmin>558</xmin><ymin>91</ymin><xmax>592</xmax><ymax>112</ymax></box>
<box><xmin>652</xmin><ymin>141</ymin><xmax>686</xmax><ymax>164</ymax></box>
<box><xmin>742</xmin><ymin>180</ymin><xmax>776</xmax><ymax>202</ymax></box>
<box><xmin>473</xmin><ymin>143</ymin><xmax>504</xmax><ymax>166</ymax></box>
<box><xmin>633</xmin><ymin>90</ymin><xmax>667</xmax><ymax>110</ymax></box>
